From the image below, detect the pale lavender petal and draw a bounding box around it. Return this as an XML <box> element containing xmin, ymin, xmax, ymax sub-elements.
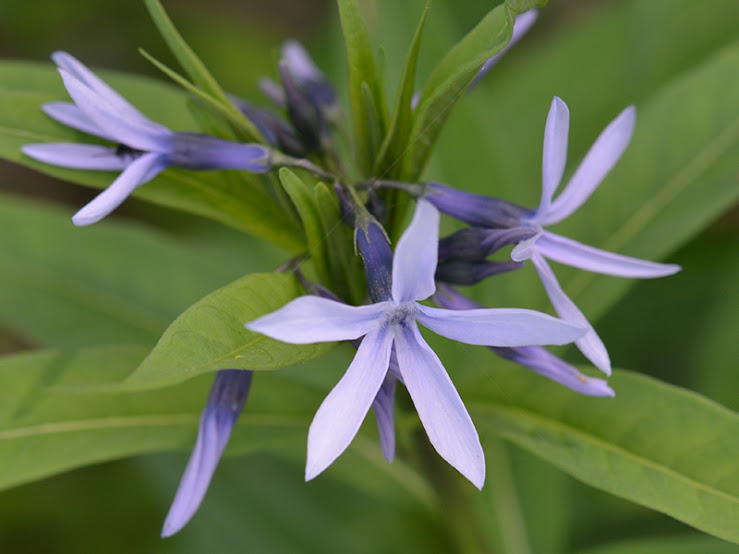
<box><xmin>542</xmin><ymin>106</ymin><xmax>636</xmax><ymax>225</ymax></box>
<box><xmin>372</xmin><ymin>374</ymin><xmax>397</xmax><ymax>462</ymax></box>
<box><xmin>42</xmin><ymin>102</ymin><xmax>111</xmax><ymax>139</ymax></box>
<box><xmin>162</xmin><ymin>369</ymin><xmax>252</xmax><ymax>538</ymax></box>
<box><xmin>491</xmin><ymin>345</ymin><xmax>614</xmax><ymax>396</ymax></box>
<box><xmin>539</xmin><ymin>97</ymin><xmax>569</xmax><ymax>214</ymax></box>
<box><xmin>394</xmin><ymin>322</ymin><xmax>484</xmax><ymax>489</ymax></box>
<box><xmin>22</xmin><ymin>143</ymin><xmax>130</xmax><ymax>170</ymax></box>
<box><xmin>306</xmin><ymin>328</ymin><xmax>393</xmax><ymax>480</ymax></box>
<box><xmin>416</xmin><ymin>304</ymin><xmax>585</xmax><ymax>347</ymax></box>
<box><xmin>531</xmin><ymin>253</ymin><xmax>611</xmax><ymax>374</ymax></box>
<box><xmin>392</xmin><ymin>200</ymin><xmax>440</xmax><ymax>303</ymax></box>
<box><xmin>245</xmin><ymin>296</ymin><xmax>387</xmax><ymax>344</ymax></box>
<box><xmin>59</xmin><ymin>69</ymin><xmax>169</xmax><ymax>151</ymax></box>
<box><xmin>52</xmin><ymin>51</ymin><xmax>158</xmax><ymax>128</ymax></box>
<box><xmin>537</xmin><ymin>231</ymin><xmax>681</xmax><ymax>278</ymax></box>
<box><xmin>469</xmin><ymin>10</ymin><xmax>539</xmax><ymax>89</ymax></box>
<box><xmin>259</xmin><ymin>77</ymin><xmax>286</xmax><ymax>108</ymax></box>
<box><xmin>72</xmin><ymin>152</ymin><xmax>166</xmax><ymax>226</ymax></box>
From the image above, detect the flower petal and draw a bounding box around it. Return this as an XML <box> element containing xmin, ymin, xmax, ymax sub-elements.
<box><xmin>539</xmin><ymin>97</ymin><xmax>569</xmax><ymax>214</ymax></box>
<box><xmin>392</xmin><ymin>200</ymin><xmax>440</xmax><ymax>303</ymax></box>
<box><xmin>22</xmin><ymin>143</ymin><xmax>130</xmax><ymax>171</ymax></box>
<box><xmin>416</xmin><ymin>304</ymin><xmax>585</xmax><ymax>347</ymax></box>
<box><xmin>491</xmin><ymin>346</ymin><xmax>614</xmax><ymax>396</ymax></box>
<box><xmin>306</xmin><ymin>328</ymin><xmax>393</xmax><ymax>480</ymax></box>
<box><xmin>531</xmin><ymin>253</ymin><xmax>611</xmax><ymax>374</ymax></box>
<box><xmin>536</xmin><ymin>231</ymin><xmax>681</xmax><ymax>277</ymax></box>
<box><xmin>394</xmin><ymin>322</ymin><xmax>484</xmax><ymax>488</ymax></box>
<box><xmin>542</xmin><ymin>105</ymin><xmax>635</xmax><ymax>225</ymax></box>
<box><xmin>166</xmin><ymin>133</ymin><xmax>270</xmax><ymax>172</ymax></box>
<box><xmin>372</xmin><ymin>374</ymin><xmax>398</xmax><ymax>462</ymax></box>
<box><xmin>42</xmin><ymin>101</ymin><xmax>111</xmax><ymax>139</ymax></box>
<box><xmin>162</xmin><ymin>370</ymin><xmax>253</xmax><ymax>538</ymax></box>
<box><xmin>59</xmin><ymin>69</ymin><xmax>170</xmax><ymax>151</ymax></box>
<box><xmin>72</xmin><ymin>152</ymin><xmax>166</xmax><ymax>226</ymax></box>
<box><xmin>245</xmin><ymin>296</ymin><xmax>387</xmax><ymax>344</ymax></box>
<box><xmin>52</xmin><ymin>51</ymin><xmax>160</xmax><ymax>129</ymax></box>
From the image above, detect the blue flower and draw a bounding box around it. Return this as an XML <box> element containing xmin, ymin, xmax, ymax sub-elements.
<box><xmin>426</xmin><ymin>97</ymin><xmax>681</xmax><ymax>374</ymax></box>
<box><xmin>22</xmin><ymin>52</ymin><xmax>270</xmax><ymax>226</ymax></box>
<box><xmin>246</xmin><ymin>200</ymin><xmax>585</xmax><ymax>488</ymax></box>
<box><xmin>161</xmin><ymin>369</ymin><xmax>253</xmax><ymax>538</ymax></box>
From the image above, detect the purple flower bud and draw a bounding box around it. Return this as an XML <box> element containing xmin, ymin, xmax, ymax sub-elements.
<box><xmin>355</xmin><ymin>216</ymin><xmax>393</xmax><ymax>302</ymax></box>
<box><xmin>424</xmin><ymin>182</ymin><xmax>530</xmax><ymax>228</ymax></box>
<box><xmin>436</xmin><ymin>259</ymin><xmax>524</xmax><ymax>286</ymax></box>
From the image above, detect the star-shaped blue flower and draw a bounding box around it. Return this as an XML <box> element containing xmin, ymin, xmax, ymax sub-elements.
<box><xmin>22</xmin><ymin>52</ymin><xmax>270</xmax><ymax>225</ymax></box>
<box><xmin>426</xmin><ymin>97</ymin><xmax>681</xmax><ymax>374</ymax></box>
<box><xmin>246</xmin><ymin>200</ymin><xmax>585</xmax><ymax>488</ymax></box>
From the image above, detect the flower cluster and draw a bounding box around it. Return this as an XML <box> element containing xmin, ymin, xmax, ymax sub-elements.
<box><xmin>21</xmin><ymin>8</ymin><xmax>680</xmax><ymax>538</ymax></box>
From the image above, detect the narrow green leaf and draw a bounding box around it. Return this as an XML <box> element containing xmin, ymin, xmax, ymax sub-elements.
<box><xmin>336</xmin><ymin>0</ymin><xmax>380</xmax><ymax>173</ymax></box>
<box><xmin>467</xmin><ymin>368</ymin><xmax>739</xmax><ymax>542</ymax></box>
<box><xmin>142</xmin><ymin>0</ymin><xmax>264</xmax><ymax>143</ymax></box>
<box><xmin>0</xmin><ymin>193</ymin><xmax>248</xmax><ymax>348</ymax></box>
<box><xmin>138</xmin><ymin>48</ymin><xmax>258</xmax><ymax>142</ymax></box>
<box><xmin>0</xmin><ymin>61</ymin><xmax>303</xmax><ymax>251</ymax></box>
<box><xmin>0</xmin><ymin>346</ymin><xmax>323</xmax><ymax>491</ymax></box>
<box><xmin>404</xmin><ymin>2</ymin><xmax>517</xmax><ymax>179</ymax></box>
<box><xmin>278</xmin><ymin>168</ymin><xmax>331</xmax><ymax>286</ymax></box>
<box><xmin>576</xmin><ymin>535</ymin><xmax>739</xmax><ymax>554</ymax></box>
<box><xmin>361</xmin><ymin>81</ymin><xmax>383</xmax><ymax>160</ymax></box>
<box><xmin>374</xmin><ymin>1</ymin><xmax>431</xmax><ymax>179</ymax></box>
<box><xmin>124</xmin><ymin>273</ymin><xmax>334</xmax><ymax>389</ymax></box>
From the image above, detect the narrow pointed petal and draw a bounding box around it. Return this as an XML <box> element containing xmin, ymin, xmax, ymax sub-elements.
<box><xmin>72</xmin><ymin>152</ymin><xmax>166</xmax><ymax>226</ymax></box>
<box><xmin>162</xmin><ymin>370</ymin><xmax>253</xmax><ymax>538</ymax></box>
<box><xmin>510</xmin><ymin>226</ymin><xmax>543</xmax><ymax>261</ymax></box>
<box><xmin>469</xmin><ymin>9</ymin><xmax>538</xmax><ymax>89</ymax></box>
<box><xmin>543</xmin><ymin>106</ymin><xmax>636</xmax><ymax>225</ymax></box>
<box><xmin>306</xmin><ymin>328</ymin><xmax>393</xmax><ymax>480</ymax></box>
<box><xmin>22</xmin><ymin>143</ymin><xmax>130</xmax><ymax>170</ymax></box>
<box><xmin>259</xmin><ymin>77</ymin><xmax>287</xmax><ymax>108</ymax></box>
<box><xmin>372</xmin><ymin>374</ymin><xmax>398</xmax><ymax>462</ymax></box>
<box><xmin>245</xmin><ymin>296</ymin><xmax>387</xmax><ymax>344</ymax></box>
<box><xmin>42</xmin><ymin>102</ymin><xmax>111</xmax><ymax>139</ymax></box>
<box><xmin>392</xmin><ymin>200</ymin><xmax>440</xmax><ymax>303</ymax></box>
<box><xmin>531</xmin><ymin>253</ymin><xmax>611</xmax><ymax>374</ymax></box>
<box><xmin>59</xmin><ymin>69</ymin><xmax>170</xmax><ymax>151</ymax></box>
<box><xmin>52</xmin><ymin>51</ymin><xmax>158</xmax><ymax>128</ymax></box>
<box><xmin>282</xmin><ymin>40</ymin><xmax>324</xmax><ymax>86</ymax></box>
<box><xmin>395</xmin><ymin>322</ymin><xmax>484</xmax><ymax>489</ymax></box>
<box><xmin>539</xmin><ymin>97</ymin><xmax>569</xmax><ymax>214</ymax></box>
<box><xmin>536</xmin><ymin>231</ymin><xmax>681</xmax><ymax>277</ymax></box>
<box><xmin>491</xmin><ymin>346</ymin><xmax>614</xmax><ymax>396</ymax></box>
<box><xmin>417</xmin><ymin>304</ymin><xmax>585</xmax><ymax>347</ymax></box>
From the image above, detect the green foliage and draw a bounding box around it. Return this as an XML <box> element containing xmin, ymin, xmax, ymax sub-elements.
<box><xmin>124</xmin><ymin>273</ymin><xmax>335</xmax><ymax>389</ymax></box>
<box><xmin>467</xmin><ymin>367</ymin><xmax>739</xmax><ymax>543</ymax></box>
<box><xmin>0</xmin><ymin>193</ymin><xmax>248</xmax><ymax>348</ymax></box>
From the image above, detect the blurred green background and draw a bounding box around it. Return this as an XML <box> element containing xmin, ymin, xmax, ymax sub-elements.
<box><xmin>0</xmin><ymin>0</ymin><xmax>737</xmax><ymax>552</ymax></box>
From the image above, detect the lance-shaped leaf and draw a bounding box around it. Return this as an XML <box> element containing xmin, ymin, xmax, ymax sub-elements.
<box><xmin>404</xmin><ymin>0</ymin><xmax>544</xmax><ymax>180</ymax></box>
<box><xmin>466</xmin><ymin>366</ymin><xmax>739</xmax><ymax>543</ymax></box>
<box><xmin>0</xmin><ymin>346</ymin><xmax>324</xmax><ymax>492</ymax></box>
<box><xmin>0</xmin><ymin>193</ymin><xmax>251</xmax><ymax>348</ymax></box>
<box><xmin>124</xmin><ymin>273</ymin><xmax>335</xmax><ymax>389</ymax></box>
<box><xmin>0</xmin><ymin>61</ymin><xmax>303</xmax><ymax>251</ymax></box>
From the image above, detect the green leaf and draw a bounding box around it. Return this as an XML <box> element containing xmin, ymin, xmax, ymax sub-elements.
<box><xmin>404</xmin><ymin>0</ymin><xmax>540</xmax><ymax>179</ymax></box>
<box><xmin>0</xmin><ymin>193</ymin><xmax>250</xmax><ymax>348</ymax></box>
<box><xmin>124</xmin><ymin>273</ymin><xmax>334</xmax><ymax>389</ymax></box>
<box><xmin>576</xmin><ymin>535</ymin><xmax>739</xmax><ymax>554</ymax></box>
<box><xmin>0</xmin><ymin>346</ymin><xmax>324</xmax><ymax>491</ymax></box>
<box><xmin>374</xmin><ymin>1</ymin><xmax>430</xmax><ymax>179</ymax></box>
<box><xmin>278</xmin><ymin>168</ymin><xmax>330</xmax><ymax>286</ymax></box>
<box><xmin>466</xmin><ymin>367</ymin><xmax>739</xmax><ymax>543</ymax></box>
<box><xmin>336</xmin><ymin>0</ymin><xmax>381</xmax><ymax>173</ymax></box>
<box><xmin>0</xmin><ymin>60</ymin><xmax>303</xmax><ymax>251</ymax></box>
<box><xmin>143</xmin><ymin>0</ymin><xmax>263</xmax><ymax>142</ymax></box>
